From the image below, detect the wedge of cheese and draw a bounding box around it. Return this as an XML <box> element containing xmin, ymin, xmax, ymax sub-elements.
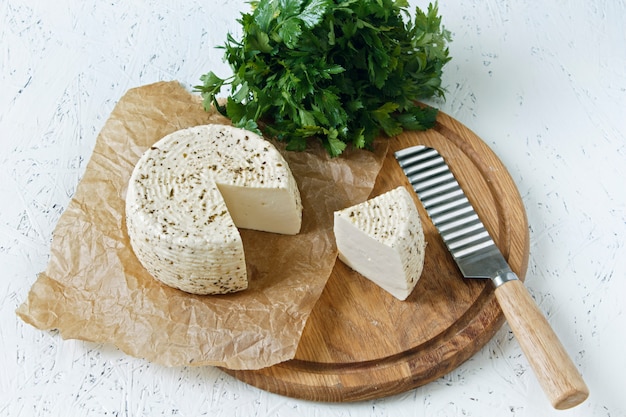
<box><xmin>334</xmin><ymin>186</ymin><xmax>426</xmax><ymax>301</ymax></box>
<box><xmin>126</xmin><ymin>124</ymin><xmax>302</xmax><ymax>295</ymax></box>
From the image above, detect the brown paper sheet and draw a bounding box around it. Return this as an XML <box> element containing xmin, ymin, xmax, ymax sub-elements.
<box><xmin>17</xmin><ymin>81</ymin><xmax>388</xmax><ymax>370</ymax></box>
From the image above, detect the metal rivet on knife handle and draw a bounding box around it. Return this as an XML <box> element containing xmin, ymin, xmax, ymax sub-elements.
<box><xmin>395</xmin><ymin>145</ymin><xmax>589</xmax><ymax>409</ymax></box>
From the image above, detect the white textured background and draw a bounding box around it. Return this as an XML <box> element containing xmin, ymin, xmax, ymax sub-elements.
<box><xmin>2</xmin><ymin>0</ymin><xmax>625</xmax><ymax>416</ymax></box>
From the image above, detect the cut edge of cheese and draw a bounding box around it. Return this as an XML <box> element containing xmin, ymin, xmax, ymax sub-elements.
<box><xmin>125</xmin><ymin>124</ymin><xmax>302</xmax><ymax>295</ymax></box>
<box><xmin>217</xmin><ymin>182</ymin><xmax>301</xmax><ymax>235</ymax></box>
<box><xmin>333</xmin><ymin>186</ymin><xmax>426</xmax><ymax>301</ymax></box>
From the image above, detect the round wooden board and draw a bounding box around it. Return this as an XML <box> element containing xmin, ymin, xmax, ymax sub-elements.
<box><xmin>222</xmin><ymin>110</ymin><xmax>530</xmax><ymax>402</ymax></box>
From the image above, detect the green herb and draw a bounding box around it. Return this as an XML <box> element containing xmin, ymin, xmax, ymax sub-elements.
<box><xmin>195</xmin><ymin>0</ymin><xmax>451</xmax><ymax>157</ymax></box>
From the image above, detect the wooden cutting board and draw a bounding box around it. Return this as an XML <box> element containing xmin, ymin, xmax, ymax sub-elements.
<box><xmin>222</xmin><ymin>110</ymin><xmax>530</xmax><ymax>401</ymax></box>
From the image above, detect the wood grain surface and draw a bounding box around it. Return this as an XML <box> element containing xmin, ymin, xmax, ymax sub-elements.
<box><xmin>222</xmin><ymin>110</ymin><xmax>530</xmax><ymax>402</ymax></box>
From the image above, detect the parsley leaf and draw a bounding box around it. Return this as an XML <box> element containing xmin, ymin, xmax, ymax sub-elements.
<box><xmin>196</xmin><ymin>0</ymin><xmax>451</xmax><ymax>157</ymax></box>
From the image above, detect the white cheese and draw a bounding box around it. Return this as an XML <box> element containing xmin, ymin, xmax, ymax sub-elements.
<box><xmin>334</xmin><ymin>186</ymin><xmax>426</xmax><ymax>301</ymax></box>
<box><xmin>126</xmin><ymin>124</ymin><xmax>302</xmax><ymax>295</ymax></box>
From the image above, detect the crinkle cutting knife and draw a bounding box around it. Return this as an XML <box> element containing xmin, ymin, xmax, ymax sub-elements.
<box><xmin>395</xmin><ymin>145</ymin><xmax>589</xmax><ymax>410</ymax></box>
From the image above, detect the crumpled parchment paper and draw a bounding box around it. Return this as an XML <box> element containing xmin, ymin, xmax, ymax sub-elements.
<box><xmin>16</xmin><ymin>81</ymin><xmax>388</xmax><ymax>370</ymax></box>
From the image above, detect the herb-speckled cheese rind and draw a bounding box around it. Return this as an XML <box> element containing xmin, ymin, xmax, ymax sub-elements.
<box><xmin>126</xmin><ymin>124</ymin><xmax>302</xmax><ymax>295</ymax></box>
<box><xmin>333</xmin><ymin>186</ymin><xmax>426</xmax><ymax>301</ymax></box>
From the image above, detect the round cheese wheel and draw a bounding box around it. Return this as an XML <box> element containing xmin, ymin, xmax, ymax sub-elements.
<box><xmin>126</xmin><ymin>124</ymin><xmax>302</xmax><ymax>295</ymax></box>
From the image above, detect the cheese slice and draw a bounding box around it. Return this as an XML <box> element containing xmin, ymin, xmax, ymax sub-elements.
<box><xmin>334</xmin><ymin>186</ymin><xmax>426</xmax><ymax>301</ymax></box>
<box><xmin>126</xmin><ymin>124</ymin><xmax>302</xmax><ymax>295</ymax></box>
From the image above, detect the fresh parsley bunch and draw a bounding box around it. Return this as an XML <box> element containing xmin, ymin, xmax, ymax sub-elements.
<box><xmin>196</xmin><ymin>0</ymin><xmax>451</xmax><ymax>157</ymax></box>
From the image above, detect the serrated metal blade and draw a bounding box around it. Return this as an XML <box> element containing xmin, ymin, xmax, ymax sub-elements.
<box><xmin>394</xmin><ymin>145</ymin><xmax>512</xmax><ymax>283</ymax></box>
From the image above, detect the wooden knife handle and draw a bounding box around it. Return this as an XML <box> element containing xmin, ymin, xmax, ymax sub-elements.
<box><xmin>494</xmin><ymin>278</ymin><xmax>589</xmax><ymax>409</ymax></box>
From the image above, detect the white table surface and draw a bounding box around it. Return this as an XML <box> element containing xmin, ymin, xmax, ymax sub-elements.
<box><xmin>2</xmin><ymin>1</ymin><xmax>624</xmax><ymax>416</ymax></box>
